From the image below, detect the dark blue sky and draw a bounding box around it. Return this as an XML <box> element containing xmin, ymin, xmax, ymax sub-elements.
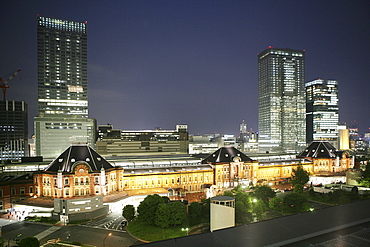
<box><xmin>1</xmin><ymin>0</ymin><xmax>370</xmax><ymax>135</ymax></box>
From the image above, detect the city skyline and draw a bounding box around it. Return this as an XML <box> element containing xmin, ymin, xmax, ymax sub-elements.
<box><xmin>2</xmin><ymin>1</ymin><xmax>370</xmax><ymax>136</ymax></box>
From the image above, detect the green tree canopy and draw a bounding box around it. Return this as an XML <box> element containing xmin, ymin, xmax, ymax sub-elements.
<box><xmin>269</xmin><ymin>197</ymin><xmax>283</xmax><ymax>212</ymax></box>
<box><xmin>251</xmin><ymin>198</ymin><xmax>266</xmax><ymax>220</ymax></box>
<box><xmin>200</xmin><ymin>198</ymin><xmax>210</xmax><ymax>221</ymax></box>
<box><xmin>235</xmin><ymin>200</ymin><xmax>253</xmax><ymax>224</ymax></box>
<box><xmin>155</xmin><ymin>203</ymin><xmax>170</xmax><ymax>228</ymax></box>
<box><xmin>283</xmin><ymin>193</ymin><xmax>311</xmax><ymax>213</ymax></box>
<box><xmin>291</xmin><ymin>165</ymin><xmax>310</xmax><ymax>193</ymax></box>
<box><xmin>188</xmin><ymin>202</ymin><xmax>202</xmax><ymax>225</ymax></box>
<box><xmin>358</xmin><ymin>164</ymin><xmax>370</xmax><ymax>187</ymax></box>
<box><xmin>251</xmin><ymin>185</ymin><xmax>276</xmax><ymax>204</ymax></box>
<box><xmin>122</xmin><ymin>204</ymin><xmax>136</xmax><ymax>222</ymax></box>
<box><xmin>223</xmin><ymin>186</ymin><xmax>255</xmax><ymax>224</ymax></box>
<box><xmin>168</xmin><ymin>201</ymin><xmax>187</xmax><ymax>226</ymax></box>
<box><xmin>137</xmin><ymin>194</ymin><xmax>169</xmax><ymax>225</ymax></box>
<box><xmin>18</xmin><ymin>237</ymin><xmax>40</xmax><ymax>247</ymax></box>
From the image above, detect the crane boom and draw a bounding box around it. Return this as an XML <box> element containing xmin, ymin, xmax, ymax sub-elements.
<box><xmin>0</xmin><ymin>68</ymin><xmax>21</xmax><ymax>101</ymax></box>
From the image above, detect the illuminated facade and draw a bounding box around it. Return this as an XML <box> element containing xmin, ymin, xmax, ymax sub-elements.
<box><xmin>306</xmin><ymin>79</ymin><xmax>339</xmax><ymax>146</ymax></box>
<box><xmin>0</xmin><ymin>100</ymin><xmax>28</xmax><ymax>160</ymax></box>
<box><xmin>37</xmin><ymin>15</ymin><xmax>88</xmax><ymax>118</ymax></box>
<box><xmin>33</xmin><ymin>144</ymin><xmax>123</xmax><ymax>199</ymax></box>
<box><xmin>96</xmin><ymin>125</ymin><xmax>189</xmax><ymax>156</ymax></box>
<box><xmin>338</xmin><ymin>125</ymin><xmax>350</xmax><ymax>150</ymax></box>
<box><xmin>36</xmin><ymin>16</ymin><xmax>95</xmax><ymax>158</ymax></box>
<box><xmin>34</xmin><ymin>117</ymin><xmax>96</xmax><ymax>159</ymax></box>
<box><xmin>123</xmin><ymin>165</ymin><xmax>214</xmax><ymax>196</ymax></box>
<box><xmin>202</xmin><ymin>147</ymin><xmax>258</xmax><ymax>188</ymax></box>
<box><xmin>258</xmin><ymin>47</ymin><xmax>306</xmax><ymax>153</ymax></box>
<box><xmin>297</xmin><ymin>141</ymin><xmax>353</xmax><ymax>174</ymax></box>
<box><xmin>1</xmin><ymin>145</ymin><xmax>355</xmax><ymax>213</ymax></box>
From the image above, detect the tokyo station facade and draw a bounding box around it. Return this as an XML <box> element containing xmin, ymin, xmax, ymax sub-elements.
<box><xmin>1</xmin><ymin>141</ymin><xmax>353</xmax><ymax>220</ymax></box>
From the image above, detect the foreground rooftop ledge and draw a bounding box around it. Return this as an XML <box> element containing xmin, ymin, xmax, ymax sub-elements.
<box><xmin>141</xmin><ymin>199</ymin><xmax>370</xmax><ymax>247</ymax></box>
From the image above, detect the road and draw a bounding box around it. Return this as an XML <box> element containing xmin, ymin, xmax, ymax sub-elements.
<box><xmin>0</xmin><ymin>213</ymin><xmax>142</xmax><ymax>247</ymax></box>
<box><xmin>81</xmin><ymin>211</ymin><xmax>128</xmax><ymax>231</ymax></box>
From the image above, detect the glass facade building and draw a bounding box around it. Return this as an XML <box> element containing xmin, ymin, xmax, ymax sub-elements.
<box><xmin>305</xmin><ymin>79</ymin><xmax>339</xmax><ymax>147</ymax></box>
<box><xmin>34</xmin><ymin>117</ymin><xmax>96</xmax><ymax>159</ymax></box>
<box><xmin>258</xmin><ymin>47</ymin><xmax>306</xmax><ymax>153</ymax></box>
<box><xmin>37</xmin><ymin>15</ymin><xmax>88</xmax><ymax>118</ymax></box>
<box><xmin>36</xmin><ymin>16</ymin><xmax>95</xmax><ymax>158</ymax></box>
<box><xmin>0</xmin><ymin>100</ymin><xmax>28</xmax><ymax>160</ymax></box>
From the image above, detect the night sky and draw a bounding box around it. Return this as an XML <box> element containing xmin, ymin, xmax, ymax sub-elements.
<box><xmin>2</xmin><ymin>0</ymin><xmax>370</xmax><ymax>136</ymax></box>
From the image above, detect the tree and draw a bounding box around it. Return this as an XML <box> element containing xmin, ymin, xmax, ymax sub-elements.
<box><xmin>358</xmin><ymin>164</ymin><xmax>370</xmax><ymax>187</ymax></box>
<box><xmin>251</xmin><ymin>199</ymin><xmax>266</xmax><ymax>220</ymax></box>
<box><xmin>122</xmin><ymin>204</ymin><xmax>135</xmax><ymax>222</ymax></box>
<box><xmin>269</xmin><ymin>197</ymin><xmax>283</xmax><ymax>212</ymax></box>
<box><xmin>155</xmin><ymin>203</ymin><xmax>170</xmax><ymax>228</ymax></box>
<box><xmin>291</xmin><ymin>165</ymin><xmax>310</xmax><ymax>193</ymax></box>
<box><xmin>200</xmin><ymin>198</ymin><xmax>210</xmax><ymax>222</ymax></box>
<box><xmin>18</xmin><ymin>237</ymin><xmax>40</xmax><ymax>247</ymax></box>
<box><xmin>137</xmin><ymin>194</ymin><xmax>169</xmax><ymax>225</ymax></box>
<box><xmin>188</xmin><ymin>202</ymin><xmax>202</xmax><ymax>225</ymax></box>
<box><xmin>283</xmin><ymin>193</ymin><xmax>310</xmax><ymax>213</ymax></box>
<box><xmin>235</xmin><ymin>200</ymin><xmax>253</xmax><ymax>224</ymax></box>
<box><xmin>252</xmin><ymin>185</ymin><xmax>276</xmax><ymax>204</ymax></box>
<box><xmin>168</xmin><ymin>201</ymin><xmax>187</xmax><ymax>226</ymax></box>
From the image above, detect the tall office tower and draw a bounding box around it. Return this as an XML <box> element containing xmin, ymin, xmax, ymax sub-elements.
<box><xmin>258</xmin><ymin>47</ymin><xmax>306</xmax><ymax>153</ymax></box>
<box><xmin>35</xmin><ymin>16</ymin><xmax>95</xmax><ymax>158</ymax></box>
<box><xmin>37</xmin><ymin>15</ymin><xmax>88</xmax><ymax>117</ymax></box>
<box><xmin>0</xmin><ymin>100</ymin><xmax>28</xmax><ymax>160</ymax></box>
<box><xmin>306</xmin><ymin>79</ymin><xmax>339</xmax><ymax>147</ymax></box>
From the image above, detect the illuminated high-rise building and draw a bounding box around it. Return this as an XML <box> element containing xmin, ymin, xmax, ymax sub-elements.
<box><xmin>0</xmin><ymin>100</ymin><xmax>28</xmax><ymax>160</ymax></box>
<box><xmin>37</xmin><ymin>15</ymin><xmax>88</xmax><ymax>117</ymax></box>
<box><xmin>305</xmin><ymin>79</ymin><xmax>339</xmax><ymax>147</ymax></box>
<box><xmin>35</xmin><ymin>16</ymin><xmax>95</xmax><ymax>158</ymax></box>
<box><xmin>258</xmin><ymin>47</ymin><xmax>306</xmax><ymax>153</ymax></box>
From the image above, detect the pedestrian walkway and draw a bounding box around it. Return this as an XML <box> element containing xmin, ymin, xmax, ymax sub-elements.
<box><xmin>34</xmin><ymin>226</ymin><xmax>61</xmax><ymax>240</ymax></box>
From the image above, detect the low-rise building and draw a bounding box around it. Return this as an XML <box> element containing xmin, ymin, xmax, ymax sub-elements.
<box><xmin>96</xmin><ymin>124</ymin><xmax>189</xmax><ymax>156</ymax></box>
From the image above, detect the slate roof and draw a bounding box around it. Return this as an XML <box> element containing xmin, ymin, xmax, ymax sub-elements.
<box><xmin>297</xmin><ymin>141</ymin><xmax>337</xmax><ymax>159</ymax></box>
<box><xmin>44</xmin><ymin>144</ymin><xmax>114</xmax><ymax>173</ymax></box>
<box><xmin>201</xmin><ymin>146</ymin><xmax>254</xmax><ymax>164</ymax></box>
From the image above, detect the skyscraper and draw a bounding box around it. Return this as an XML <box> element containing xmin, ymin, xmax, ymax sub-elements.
<box><xmin>0</xmin><ymin>100</ymin><xmax>28</xmax><ymax>160</ymax></box>
<box><xmin>35</xmin><ymin>16</ymin><xmax>95</xmax><ymax>158</ymax></box>
<box><xmin>305</xmin><ymin>79</ymin><xmax>339</xmax><ymax>147</ymax></box>
<box><xmin>37</xmin><ymin>15</ymin><xmax>88</xmax><ymax>117</ymax></box>
<box><xmin>258</xmin><ymin>47</ymin><xmax>306</xmax><ymax>153</ymax></box>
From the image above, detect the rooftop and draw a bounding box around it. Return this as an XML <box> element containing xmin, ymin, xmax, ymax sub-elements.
<box><xmin>44</xmin><ymin>144</ymin><xmax>113</xmax><ymax>173</ymax></box>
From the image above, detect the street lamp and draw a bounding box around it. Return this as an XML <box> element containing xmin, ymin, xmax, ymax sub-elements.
<box><xmin>103</xmin><ymin>232</ymin><xmax>112</xmax><ymax>247</ymax></box>
<box><xmin>181</xmin><ymin>228</ymin><xmax>189</xmax><ymax>236</ymax></box>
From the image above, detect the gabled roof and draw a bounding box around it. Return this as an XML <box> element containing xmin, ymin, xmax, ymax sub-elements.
<box><xmin>201</xmin><ymin>146</ymin><xmax>253</xmax><ymax>164</ymax></box>
<box><xmin>44</xmin><ymin>144</ymin><xmax>114</xmax><ymax>173</ymax></box>
<box><xmin>297</xmin><ymin>141</ymin><xmax>337</xmax><ymax>159</ymax></box>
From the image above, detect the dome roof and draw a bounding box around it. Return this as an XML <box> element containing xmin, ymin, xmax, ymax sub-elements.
<box><xmin>201</xmin><ymin>146</ymin><xmax>253</xmax><ymax>164</ymax></box>
<box><xmin>44</xmin><ymin>144</ymin><xmax>113</xmax><ymax>173</ymax></box>
<box><xmin>297</xmin><ymin>141</ymin><xmax>337</xmax><ymax>159</ymax></box>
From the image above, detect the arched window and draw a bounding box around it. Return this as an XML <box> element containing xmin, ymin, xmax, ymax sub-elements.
<box><xmin>75</xmin><ymin>189</ymin><xmax>79</xmax><ymax>195</ymax></box>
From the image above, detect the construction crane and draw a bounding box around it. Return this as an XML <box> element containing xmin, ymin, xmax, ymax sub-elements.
<box><xmin>0</xmin><ymin>68</ymin><xmax>21</xmax><ymax>101</ymax></box>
